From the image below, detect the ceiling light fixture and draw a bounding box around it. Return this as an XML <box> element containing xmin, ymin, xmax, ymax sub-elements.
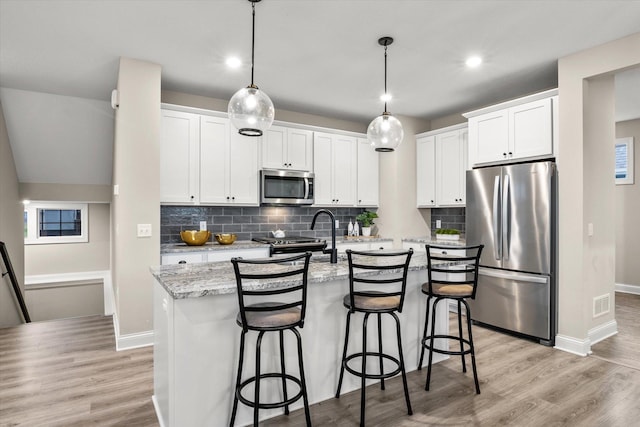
<box><xmin>465</xmin><ymin>55</ymin><xmax>482</xmax><ymax>68</ymax></box>
<box><xmin>367</xmin><ymin>36</ymin><xmax>404</xmax><ymax>152</ymax></box>
<box><xmin>227</xmin><ymin>0</ymin><xmax>274</xmax><ymax>137</ymax></box>
<box><xmin>225</xmin><ymin>57</ymin><xmax>242</xmax><ymax>69</ymax></box>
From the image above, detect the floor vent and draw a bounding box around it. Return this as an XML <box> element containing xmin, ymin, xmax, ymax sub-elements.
<box><xmin>593</xmin><ymin>294</ymin><xmax>611</xmax><ymax>318</ymax></box>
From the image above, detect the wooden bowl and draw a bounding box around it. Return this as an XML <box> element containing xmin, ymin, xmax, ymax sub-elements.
<box><xmin>180</xmin><ymin>230</ymin><xmax>211</xmax><ymax>246</ymax></box>
<box><xmin>214</xmin><ymin>233</ymin><xmax>237</xmax><ymax>245</ymax></box>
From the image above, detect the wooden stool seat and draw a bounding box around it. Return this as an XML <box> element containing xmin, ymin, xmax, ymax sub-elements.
<box><xmin>236</xmin><ymin>303</ymin><xmax>301</xmax><ymax>329</ymax></box>
<box><xmin>342</xmin><ymin>292</ymin><xmax>401</xmax><ymax>311</ymax></box>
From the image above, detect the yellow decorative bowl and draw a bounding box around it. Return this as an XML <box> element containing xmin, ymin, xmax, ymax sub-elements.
<box><xmin>180</xmin><ymin>230</ymin><xmax>211</xmax><ymax>246</ymax></box>
<box><xmin>215</xmin><ymin>233</ymin><xmax>237</xmax><ymax>245</ymax></box>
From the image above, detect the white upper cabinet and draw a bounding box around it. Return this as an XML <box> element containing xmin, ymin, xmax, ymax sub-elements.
<box><xmin>356</xmin><ymin>138</ymin><xmax>379</xmax><ymax>207</ymax></box>
<box><xmin>313</xmin><ymin>132</ymin><xmax>357</xmax><ymax>206</ymax></box>
<box><xmin>160</xmin><ymin>109</ymin><xmax>259</xmax><ymax>206</ymax></box>
<box><xmin>160</xmin><ymin>110</ymin><xmax>200</xmax><ymax>204</ymax></box>
<box><xmin>436</xmin><ymin>128</ymin><xmax>467</xmax><ymax>206</ymax></box>
<box><xmin>262</xmin><ymin>125</ymin><xmax>313</xmax><ymax>171</ymax></box>
<box><xmin>465</xmin><ymin>89</ymin><xmax>557</xmax><ymax>167</ymax></box>
<box><xmin>416</xmin><ymin>124</ymin><xmax>468</xmax><ymax>208</ymax></box>
<box><xmin>199</xmin><ymin>116</ymin><xmax>260</xmax><ymax>205</ymax></box>
<box><xmin>416</xmin><ymin>136</ymin><xmax>436</xmax><ymax>207</ymax></box>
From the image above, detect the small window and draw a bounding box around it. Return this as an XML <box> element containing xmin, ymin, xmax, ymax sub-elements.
<box><xmin>615</xmin><ymin>137</ymin><xmax>634</xmax><ymax>185</ymax></box>
<box><xmin>24</xmin><ymin>203</ymin><xmax>89</xmax><ymax>244</ymax></box>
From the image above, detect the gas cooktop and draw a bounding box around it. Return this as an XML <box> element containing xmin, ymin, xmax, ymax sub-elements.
<box><xmin>252</xmin><ymin>236</ymin><xmax>327</xmax><ymax>255</ymax></box>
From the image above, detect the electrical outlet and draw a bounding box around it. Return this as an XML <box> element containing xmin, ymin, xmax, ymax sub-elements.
<box><xmin>436</xmin><ymin>219</ymin><xmax>442</xmax><ymax>229</ymax></box>
<box><xmin>335</xmin><ymin>220</ymin><xmax>339</xmax><ymax>228</ymax></box>
<box><xmin>588</xmin><ymin>223</ymin><xmax>594</xmax><ymax>236</ymax></box>
<box><xmin>137</xmin><ymin>224</ymin><xmax>152</xmax><ymax>237</ymax></box>
<box><xmin>199</xmin><ymin>221</ymin><xmax>207</xmax><ymax>231</ymax></box>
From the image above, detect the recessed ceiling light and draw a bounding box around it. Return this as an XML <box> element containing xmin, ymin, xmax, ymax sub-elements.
<box><xmin>225</xmin><ymin>56</ymin><xmax>242</xmax><ymax>69</ymax></box>
<box><xmin>380</xmin><ymin>93</ymin><xmax>392</xmax><ymax>102</ymax></box>
<box><xmin>466</xmin><ymin>56</ymin><xmax>482</xmax><ymax>68</ymax></box>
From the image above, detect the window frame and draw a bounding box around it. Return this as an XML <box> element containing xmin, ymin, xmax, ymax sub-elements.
<box><xmin>24</xmin><ymin>202</ymin><xmax>89</xmax><ymax>245</ymax></box>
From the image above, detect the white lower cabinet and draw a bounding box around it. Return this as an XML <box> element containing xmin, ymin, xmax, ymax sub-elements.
<box><xmin>161</xmin><ymin>247</ymin><xmax>270</xmax><ymax>265</ymax></box>
<box><xmin>161</xmin><ymin>252</ymin><xmax>207</xmax><ymax>265</ymax></box>
<box><xmin>335</xmin><ymin>240</ymin><xmax>393</xmax><ymax>254</ymax></box>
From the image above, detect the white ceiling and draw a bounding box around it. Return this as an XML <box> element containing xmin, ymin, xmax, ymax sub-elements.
<box><xmin>1</xmin><ymin>0</ymin><xmax>639</xmax><ymax>185</ymax></box>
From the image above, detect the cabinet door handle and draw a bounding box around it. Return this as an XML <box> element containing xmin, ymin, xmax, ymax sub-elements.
<box><xmin>226</xmin><ymin>196</ymin><xmax>230</xmax><ymax>200</ymax></box>
<box><xmin>508</xmin><ymin>151</ymin><xmax>513</xmax><ymax>156</ymax></box>
<box><xmin>190</xmin><ymin>195</ymin><xmax>194</xmax><ymax>200</ymax></box>
<box><xmin>503</xmin><ymin>152</ymin><xmax>507</xmax><ymax>157</ymax></box>
<box><xmin>178</xmin><ymin>260</ymin><xmax>187</xmax><ymax>264</ymax></box>
<box><xmin>232</xmin><ymin>196</ymin><xmax>235</xmax><ymax>201</ymax></box>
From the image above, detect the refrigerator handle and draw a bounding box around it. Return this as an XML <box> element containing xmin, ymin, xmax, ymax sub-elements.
<box><xmin>492</xmin><ymin>175</ymin><xmax>501</xmax><ymax>260</ymax></box>
<box><xmin>502</xmin><ymin>174</ymin><xmax>510</xmax><ymax>261</ymax></box>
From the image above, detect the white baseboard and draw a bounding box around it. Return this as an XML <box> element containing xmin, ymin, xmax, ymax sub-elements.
<box><xmin>554</xmin><ymin>334</ymin><xmax>590</xmax><ymax>356</ymax></box>
<box><xmin>25</xmin><ymin>270</ymin><xmax>114</xmax><ymax>316</ymax></box>
<box><xmin>556</xmin><ymin>320</ymin><xmax>618</xmax><ymax>355</ymax></box>
<box><xmin>152</xmin><ymin>395</ymin><xmax>166</xmax><ymax>427</ymax></box>
<box><xmin>112</xmin><ymin>311</ymin><xmax>154</xmax><ymax>351</ymax></box>
<box><xmin>616</xmin><ymin>283</ymin><xmax>640</xmax><ymax>295</ymax></box>
<box><xmin>588</xmin><ymin>319</ymin><xmax>617</xmax><ymax>346</ymax></box>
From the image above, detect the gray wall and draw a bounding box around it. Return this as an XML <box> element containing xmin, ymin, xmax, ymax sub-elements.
<box><xmin>615</xmin><ymin>118</ymin><xmax>640</xmax><ymax>287</ymax></box>
<box><xmin>0</xmin><ymin>101</ymin><xmax>25</xmax><ymax>327</ymax></box>
<box><xmin>161</xmin><ymin>206</ymin><xmax>366</xmax><ymax>243</ymax></box>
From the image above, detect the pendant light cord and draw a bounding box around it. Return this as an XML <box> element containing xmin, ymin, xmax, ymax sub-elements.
<box><xmin>250</xmin><ymin>1</ymin><xmax>256</xmax><ymax>87</ymax></box>
<box><xmin>383</xmin><ymin>43</ymin><xmax>388</xmax><ymax>112</ymax></box>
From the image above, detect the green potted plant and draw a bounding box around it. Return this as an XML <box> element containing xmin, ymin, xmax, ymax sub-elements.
<box><xmin>356</xmin><ymin>211</ymin><xmax>378</xmax><ymax>237</ymax></box>
<box><xmin>435</xmin><ymin>228</ymin><xmax>461</xmax><ymax>241</ymax></box>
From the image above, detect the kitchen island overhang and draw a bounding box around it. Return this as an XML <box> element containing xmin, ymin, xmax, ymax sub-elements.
<box><xmin>150</xmin><ymin>252</ymin><xmax>456</xmax><ymax>427</ymax></box>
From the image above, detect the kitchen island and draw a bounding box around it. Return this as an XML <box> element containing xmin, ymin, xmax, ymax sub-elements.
<box><xmin>150</xmin><ymin>251</ymin><xmax>456</xmax><ymax>427</ymax></box>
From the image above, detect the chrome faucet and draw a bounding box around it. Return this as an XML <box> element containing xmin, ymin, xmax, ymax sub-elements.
<box><xmin>310</xmin><ymin>209</ymin><xmax>338</xmax><ymax>263</ymax></box>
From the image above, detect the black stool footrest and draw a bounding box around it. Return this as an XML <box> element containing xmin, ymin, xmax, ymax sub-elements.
<box><xmin>343</xmin><ymin>351</ymin><xmax>402</xmax><ymax>380</ymax></box>
<box><xmin>237</xmin><ymin>372</ymin><xmax>304</xmax><ymax>410</ymax></box>
<box><xmin>422</xmin><ymin>334</ymin><xmax>472</xmax><ymax>356</ymax></box>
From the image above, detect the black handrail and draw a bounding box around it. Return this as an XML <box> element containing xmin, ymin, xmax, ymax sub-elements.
<box><xmin>0</xmin><ymin>241</ymin><xmax>31</xmax><ymax>322</ymax></box>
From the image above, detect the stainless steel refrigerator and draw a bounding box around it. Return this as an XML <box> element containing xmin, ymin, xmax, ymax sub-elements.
<box><xmin>465</xmin><ymin>161</ymin><xmax>556</xmax><ymax>345</ymax></box>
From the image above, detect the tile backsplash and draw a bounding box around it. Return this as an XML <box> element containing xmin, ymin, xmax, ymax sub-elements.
<box><xmin>430</xmin><ymin>207</ymin><xmax>466</xmax><ymax>236</ymax></box>
<box><xmin>161</xmin><ymin>206</ymin><xmax>368</xmax><ymax>243</ymax></box>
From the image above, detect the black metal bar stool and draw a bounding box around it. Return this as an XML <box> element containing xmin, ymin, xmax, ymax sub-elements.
<box><xmin>418</xmin><ymin>244</ymin><xmax>484</xmax><ymax>394</ymax></box>
<box><xmin>229</xmin><ymin>252</ymin><xmax>313</xmax><ymax>427</ymax></box>
<box><xmin>335</xmin><ymin>248</ymin><xmax>414</xmax><ymax>426</ymax></box>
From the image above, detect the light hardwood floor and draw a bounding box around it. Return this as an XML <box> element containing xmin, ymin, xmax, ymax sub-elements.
<box><xmin>1</xmin><ymin>293</ymin><xmax>639</xmax><ymax>426</ymax></box>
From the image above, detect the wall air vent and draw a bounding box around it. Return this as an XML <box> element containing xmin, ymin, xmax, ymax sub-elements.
<box><xmin>593</xmin><ymin>293</ymin><xmax>611</xmax><ymax>318</ymax></box>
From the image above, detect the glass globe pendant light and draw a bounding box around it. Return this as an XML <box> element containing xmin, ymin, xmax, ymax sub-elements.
<box><xmin>367</xmin><ymin>37</ymin><xmax>404</xmax><ymax>152</ymax></box>
<box><xmin>228</xmin><ymin>0</ymin><xmax>274</xmax><ymax>137</ymax></box>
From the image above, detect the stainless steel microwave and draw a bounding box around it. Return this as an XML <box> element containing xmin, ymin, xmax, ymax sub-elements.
<box><xmin>261</xmin><ymin>169</ymin><xmax>314</xmax><ymax>205</ymax></box>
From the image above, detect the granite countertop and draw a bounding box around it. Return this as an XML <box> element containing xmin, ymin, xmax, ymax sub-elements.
<box><xmin>402</xmin><ymin>236</ymin><xmax>467</xmax><ymax>246</ymax></box>
<box><xmin>161</xmin><ymin>237</ymin><xmax>394</xmax><ymax>254</ymax></box>
<box><xmin>150</xmin><ymin>250</ymin><xmax>461</xmax><ymax>300</ymax></box>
